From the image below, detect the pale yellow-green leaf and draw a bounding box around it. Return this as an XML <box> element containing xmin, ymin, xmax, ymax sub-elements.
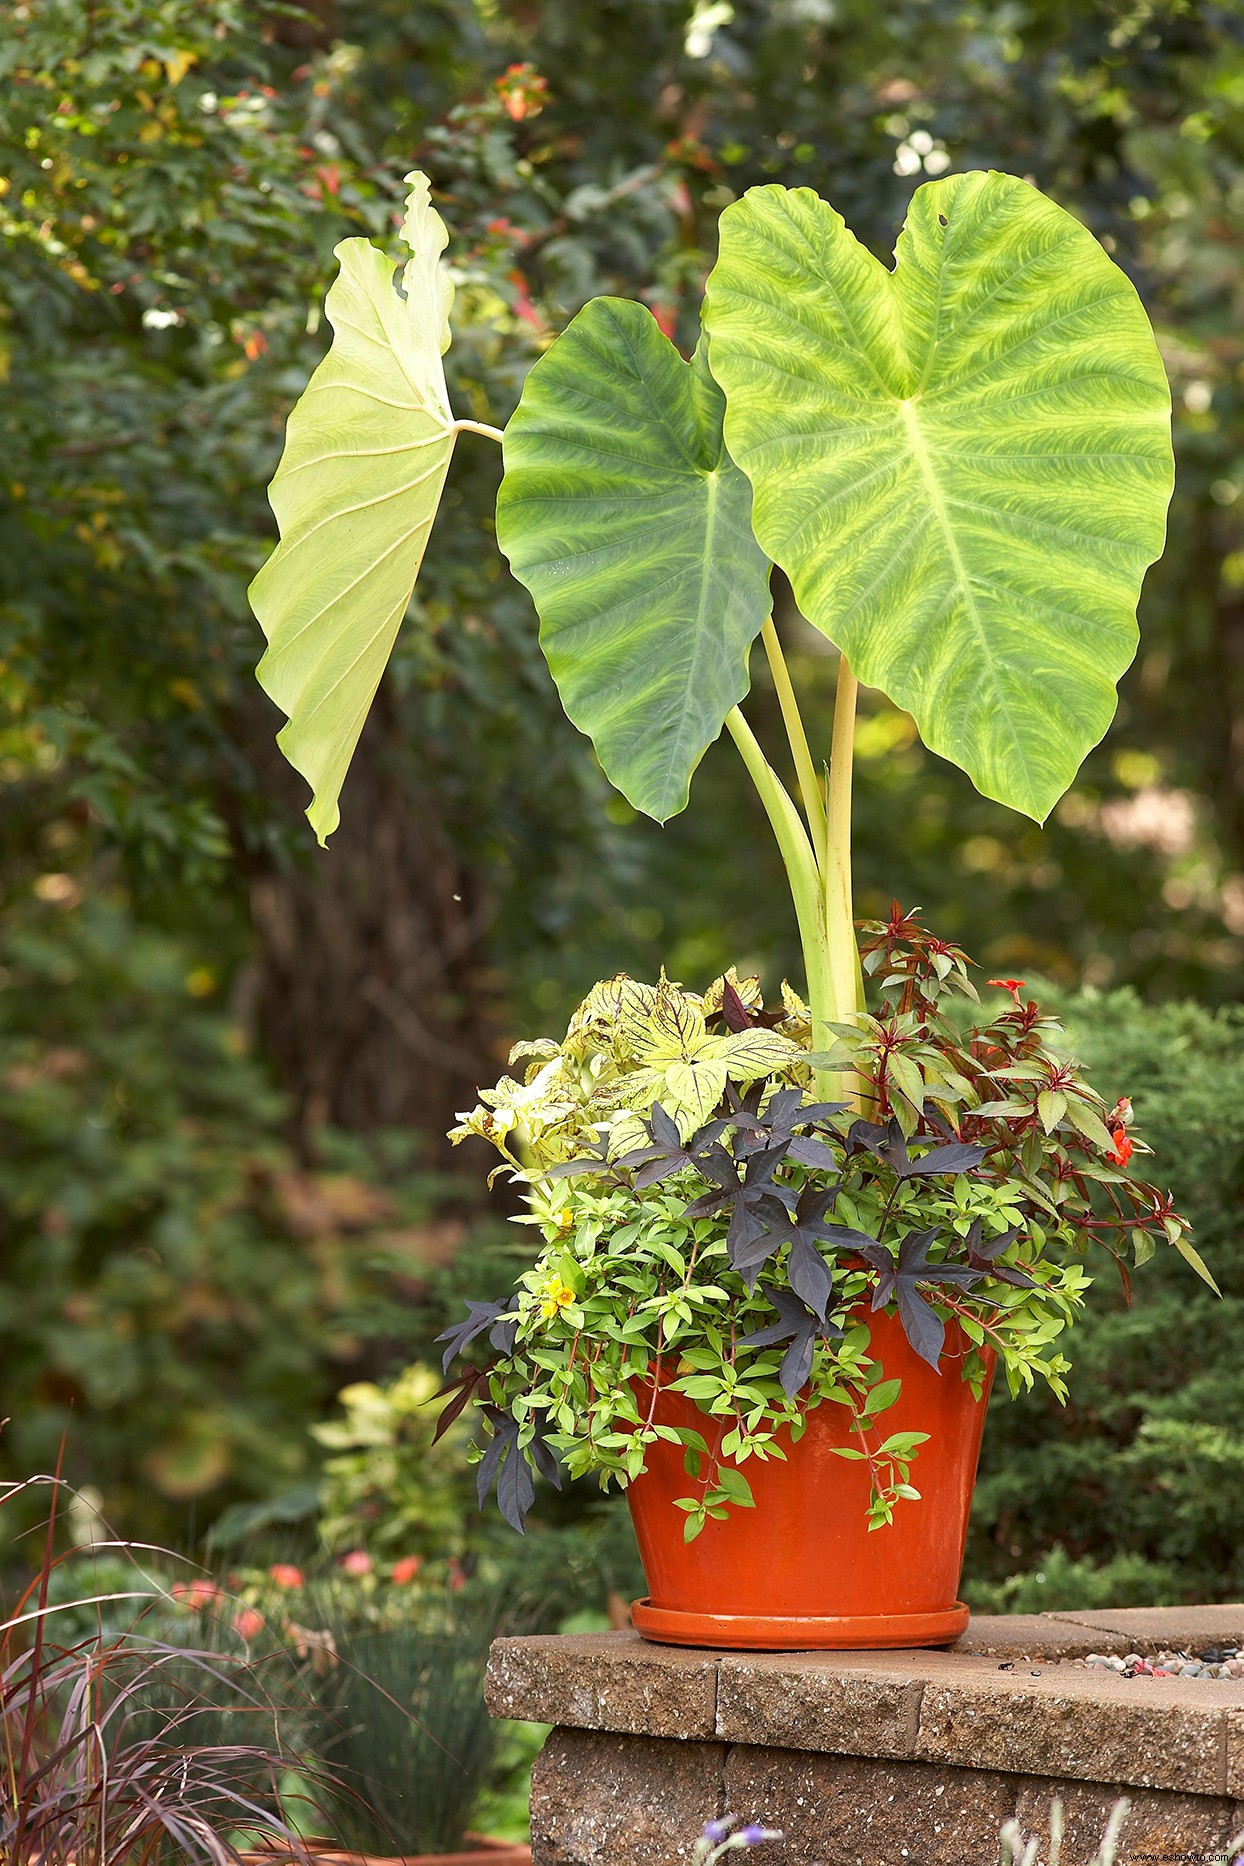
<box><xmin>1174</xmin><ymin>1235</ymin><xmax>1220</xmax><ymax>1295</ymax></box>
<box><xmin>250</xmin><ymin>172</ymin><xmax>458</xmax><ymax>845</ymax></box>
<box><xmin>706</xmin><ymin>1027</ymin><xmax>803</xmax><ymax>1080</ymax></box>
<box><xmin>645</xmin><ymin>992</ymin><xmax>709</xmax><ymax>1061</ymax></box>
<box><xmin>701</xmin><ymin>967</ymin><xmax>764</xmax><ymax>1018</ymax></box>
<box><xmin>886</xmin><ymin>1051</ymin><xmax>926</xmax><ymax>1112</ymax></box>
<box><xmin>564</xmin><ymin>975</ymin><xmax>661</xmax><ymax>1062</ymax></box>
<box><xmin>664</xmin><ymin>1059</ymin><xmax>731</xmax><ymax>1130</ymax></box>
<box><xmin>1063</xmin><ymin>1096</ymin><xmax>1116</xmax><ymax>1152</ymax></box>
<box><xmin>1131</xmin><ymin>1228</ymin><xmax>1156</xmax><ymax>1268</ymax></box>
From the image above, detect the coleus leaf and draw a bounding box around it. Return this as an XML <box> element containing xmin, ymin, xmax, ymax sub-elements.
<box><xmin>251</xmin><ymin>173</ymin><xmax>459</xmax><ymax>845</ymax></box>
<box><xmin>739</xmin><ymin>1284</ymin><xmax>844</xmax><ymax>1398</ymax></box>
<box><xmin>858</xmin><ymin>1228</ymin><xmax>984</xmax><ymax>1368</ymax></box>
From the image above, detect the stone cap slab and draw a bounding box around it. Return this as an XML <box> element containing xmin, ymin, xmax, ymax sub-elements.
<box><xmin>484</xmin><ymin>1632</ymin><xmax>719</xmax><ymax>1739</ymax></box>
<box><xmin>486</xmin><ymin>1620</ymin><xmax>1244</xmax><ymax>1796</ymax></box>
<box><xmin>954</xmin><ymin>1605</ymin><xmax>1244</xmax><ymax>1660</ymax></box>
<box><xmin>1041</xmin><ymin>1605</ymin><xmax>1244</xmax><ymax>1647</ymax></box>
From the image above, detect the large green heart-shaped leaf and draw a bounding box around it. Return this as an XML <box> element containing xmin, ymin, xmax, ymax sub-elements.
<box><xmin>250</xmin><ymin>173</ymin><xmax>457</xmax><ymax>845</ymax></box>
<box><xmin>702</xmin><ymin>171</ymin><xmax>1174</xmax><ymax>821</ymax></box>
<box><xmin>495</xmin><ymin>298</ymin><xmax>772</xmax><ymax>822</ymax></box>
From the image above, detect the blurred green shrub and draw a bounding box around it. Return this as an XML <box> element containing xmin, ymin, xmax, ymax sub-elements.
<box><xmin>966</xmin><ymin>987</ymin><xmax>1244</xmax><ymax>1607</ymax></box>
<box><xmin>0</xmin><ymin>895</ymin><xmax>462</xmax><ymax>1542</ymax></box>
<box><xmin>311</xmin><ymin>1364</ymin><xmax>478</xmax><ymax>1564</ymax></box>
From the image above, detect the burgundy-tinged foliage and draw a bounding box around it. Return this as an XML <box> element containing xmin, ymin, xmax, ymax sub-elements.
<box><xmin>1</xmin><ymin>1474</ymin><xmax>319</xmax><ymax>1866</ymax></box>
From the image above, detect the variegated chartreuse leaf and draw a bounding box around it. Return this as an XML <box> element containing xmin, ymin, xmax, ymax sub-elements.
<box><xmin>250</xmin><ymin>172</ymin><xmax>458</xmax><ymax>845</ymax></box>
<box><xmin>702</xmin><ymin>171</ymin><xmax>1174</xmax><ymax>822</ymax></box>
<box><xmin>495</xmin><ymin>299</ymin><xmax>772</xmax><ymax>822</ymax></box>
<box><xmin>623</xmin><ymin>983</ymin><xmax>804</xmax><ymax>1134</ymax></box>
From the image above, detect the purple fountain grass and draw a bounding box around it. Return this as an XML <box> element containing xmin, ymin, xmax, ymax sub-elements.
<box><xmin>1</xmin><ymin>1469</ymin><xmax>326</xmax><ymax>1866</ymax></box>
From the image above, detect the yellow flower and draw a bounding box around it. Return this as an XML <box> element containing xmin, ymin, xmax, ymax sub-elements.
<box><xmin>538</xmin><ymin>1282</ymin><xmax>576</xmax><ymax>1319</ymax></box>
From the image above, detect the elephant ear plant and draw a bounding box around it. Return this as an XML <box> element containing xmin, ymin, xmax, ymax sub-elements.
<box><xmin>251</xmin><ymin>167</ymin><xmax>1205</xmax><ymax>1536</ymax></box>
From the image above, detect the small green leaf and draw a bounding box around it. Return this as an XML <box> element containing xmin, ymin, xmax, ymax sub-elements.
<box><xmin>876</xmin><ymin>1431</ymin><xmax>930</xmax><ymax>1456</ymax></box>
<box><xmin>863</xmin><ymin>1376</ymin><xmax>902</xmax><ymax>1416</ymax></box>
<box><xmin>713</xmin><ymin>1465</ymin><xmax>756</xmax><ymax>1507</ymax></box>
<box><xmin>886</xmin><ymin>1052</ymin><xmax>926</xmax><ymax>1112</ymax></box>
<box><xmin>251</xmin><ymin>173</ymin><xmax>460</xmax><ymax>845</ymax></box>
<box><xmin>1173</xmin><ymin>1235</ymin><xmax>1220</xmax><ymax>1295</ymax></box>
<box><xmin>496</xmin><ymin>301</ymin><xmax>772</xmax><ymax>822</ymax></box>
<box><xmin>703</xmin><ymin>173</ymin><xmax>1173</xmax><ymax>821</ymax></box>
<box><xmin>1064</xmin><ymin>1097</ymin><xmax>1117</xmax><ymax>1152</ymax></box>
<box><xmin>1037</xmin><ymin>1089</ymin><xmax>1067</xmax><ymax>1134</ymax></box>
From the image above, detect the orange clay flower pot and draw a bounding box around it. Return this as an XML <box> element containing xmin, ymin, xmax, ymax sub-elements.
<box><xmin>627</xmin><ymin>1309</ymin><xmax>994</xmax><ymax>1651</ymax></box>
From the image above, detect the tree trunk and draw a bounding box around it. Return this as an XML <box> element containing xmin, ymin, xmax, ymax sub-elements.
<box><xmin>232</xmin><ymin>686</ymin><xmax>500</xmax><ymax>1161</ymax></box>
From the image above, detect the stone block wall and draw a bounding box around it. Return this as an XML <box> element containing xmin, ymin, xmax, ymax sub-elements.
<box><xmin>485</xmin><ymin>1609</ymin><xmax>1244</xmax><ymax>1866</ymax></box>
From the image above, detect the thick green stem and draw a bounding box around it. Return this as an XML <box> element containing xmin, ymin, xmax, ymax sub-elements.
<box><xmin>760</xmin><ymin>616</ymin><xmax>827</xmax><ymax>865</ymax></box>
<box><xmin>825</xmin><ymin>653</ymin><xmax>865</xmax><ymax>1112</ymax></box>
<box><xmin>825</xmin><ymin>654</ymin><xmax>861</xmax><ymax>1014</ymax></box>
<box><xmin>724</xmin><ymin>706</ymin><xmax>838</xmax><ymax>1101</ymax></box>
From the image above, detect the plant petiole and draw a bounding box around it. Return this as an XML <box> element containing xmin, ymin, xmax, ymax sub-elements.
<box><xmin>452</xmin><ymin>418</ymin><xmax>506</xmax><ymax>443</ymax></box>
<box><xmin>759</xmin><ymin>615</ymin><xmax>827</xmax><ymax>864</ymax></box>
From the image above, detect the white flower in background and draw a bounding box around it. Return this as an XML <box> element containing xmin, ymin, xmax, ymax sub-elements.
<box><xmin>685</xmin><ymin>0</ymin><xmax>733</xmax><ymax>58</ymax></box>
<box><xmin>894</xmin><ymin>128</ymin><xmax>951</xmax><ymax>177</ymax></box>
<box><xmin>142</xmin><ymin>307</ymin><xmax>183</xmax><ymax>330</ymax></box>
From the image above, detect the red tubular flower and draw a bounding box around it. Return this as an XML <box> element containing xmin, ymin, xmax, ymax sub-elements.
<box><xmin>988</xmin><ymin>978</ymin><xmax>1027</xmax><ymax>1007</ymax></box>
<box><xmin>1110</xmin><ymin>1126</ymin><xmax>1133</xmax><ymax>1167</ymax></box>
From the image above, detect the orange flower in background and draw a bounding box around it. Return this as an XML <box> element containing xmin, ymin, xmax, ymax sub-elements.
<box><xmin>493</xmin><ymin>62</ymin><xmax>549</xmax><ymax>122</ymax></box>
<box><xmin>507</xmin><ymin>269</ymin><xmax>540</xmax><ymax>330</ymax></box>
<box><xmin>390</xmin><ymin>1554</ymin><xmax>421</xmax><ymax>1585</ymax></box>
<box><xmin>340</xmin><ymin>1549</ymin><xmax>372</xmax><ymax>1576</ymax></box>
<box><xmin>232</xmin><ymin>1606</ymin><xmax>264</xmax><ymax>1641</ymax></box>
<box><xmin>171</xmin><ymin>1578</ymin><xmax>221</xmax><ymax>1610</ymax></box>
<box><xmin>268</xmin><ymin>1563</ymin><xmax>304</xmax><ymax>1589</ymax></box>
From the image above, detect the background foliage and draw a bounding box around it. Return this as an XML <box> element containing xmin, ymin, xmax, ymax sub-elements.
<box><xmin>0</xmin><ymin>0</ymin><xmax>1241</xmax><ymax>1609</ymax></box>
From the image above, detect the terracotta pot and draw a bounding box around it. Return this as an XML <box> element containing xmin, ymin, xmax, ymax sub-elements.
<box><xmin>627</xmin><ymin>1308</ymin><xmax>994</xmax><ymax>1650</ymax></box>
<box><xmin>238</xmin><ymin>1835</ymin><xmax>531</xmax><ymax>1866</ymax></box>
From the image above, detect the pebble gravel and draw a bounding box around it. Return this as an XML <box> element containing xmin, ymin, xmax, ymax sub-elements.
<box><xmin>1063</xmin><ymin>1647</ymin><xmax>1244</xmax><ymax>1680</ymax></box>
